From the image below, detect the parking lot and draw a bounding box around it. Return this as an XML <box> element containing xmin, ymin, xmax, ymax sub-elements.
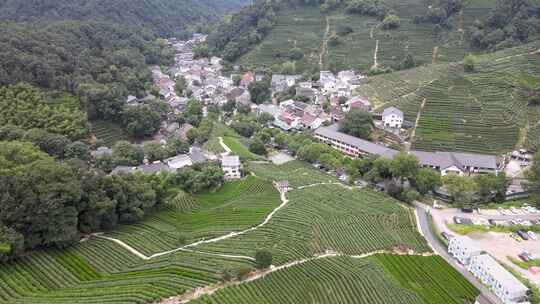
<box><xmin>430</xmin><ymin>206</ymin><xmax>540</xmax><ymax>286</ymax></box>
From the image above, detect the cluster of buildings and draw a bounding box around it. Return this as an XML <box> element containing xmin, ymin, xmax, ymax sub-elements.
<box><xmin>259</xmin><ymin>70</ymin><xmax>402</xmax><ymax>131</ymax></box>
<box><xmin>314</xmin><ymin>124</ymin><xmax>500</xmax><ymax>176</ymax></box>
<box><xmin>448</xmin><ymin>236</ymin><xmax>529</xmax><ymax>304</ymax></box>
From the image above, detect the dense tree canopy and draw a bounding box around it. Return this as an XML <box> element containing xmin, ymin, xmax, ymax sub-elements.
<box><xmin>469</xmin><ymin>0</ymin><xmax>540</xmax><ymax>50</ymax></box>
<box><xmin>122</xmin><ymin>105</ymin><xmax>162</xmax><ymax>138</ymax></box>
<box><xmin>208</xmin><ymin>1</ymin><xmax>277</xmax><ymax>61</ymax></box>
<box><xmin>0</xmin><ymin>84</ymin><xmax>89</xmax><ymax>140</ymax></box>
<box><xmin>0</xmin><ymin>0</ymin><xmax>247</xmax><ymax>37</ymax></box>
<box><xmin>0</xmin><ymin>21</ymin><xmax>173</xmax><ymax>123</ymax></box>
<box><xmin>339</xmin><ymin>109</ymin><xmax>374</xmax><ymax>139</ymax></box>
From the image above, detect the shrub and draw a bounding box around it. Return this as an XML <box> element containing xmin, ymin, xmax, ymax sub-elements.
<box><xmin>382</xmin><ymin>15</ymin><xmax>400</xmax><ymax>30</ymax></box>
<box><xmin>255</xmin><ymin>249</ymin><xmax>273</xmax><ymax>269</ymax></box>
<box><xmin>463</xmin><ymin>54</ymin><xmax>476</xmax><ymax>72</ymax></box>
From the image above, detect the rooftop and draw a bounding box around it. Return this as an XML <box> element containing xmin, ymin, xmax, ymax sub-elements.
<box><xmin>383</xmin><ymin>106</ymin><xmax>403</xmax><ymax>117</ymax></box>
<box><xmin>473</xmin><ymin>254</ymin><xmax>528</xmax><ymax>293</ymax></box>
<box><xmin>410</xmin><ymin>150</ymin><xmax>498</xmax><ymax>170</ymax></box>
<box><xmin>314</xmin><ymin>125</ymin><xmax>398</xmax><ymax>158</ymax></box>
<box><xmin>222</xmin><ymin>155</ymin><xmax>241</xmax><ymax>167</ymax></box>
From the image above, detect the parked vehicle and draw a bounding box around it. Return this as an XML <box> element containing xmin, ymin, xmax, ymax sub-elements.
<box><xmin>453</xmin><ymin>217</ymin><xmax>473</xmax><ymax>225</ymax></box>
<box><xmin>519</xmin><ymin>253</ymin><xmax>531</xmax><ymax>262</ymax></box>
<box><xmin>441</xmin><ymin>232</ymin><xmax>453</xmax><ymax>241</ymax></box>
<box><xmin>461</xmin><ymin>208</ymin><xmax>474</xmax><ymax>213</ymax></box>
<box><xmin>511</xmin><ymin>207</ymin><xmax>520</xmax><ymax>214</ymax></box>
<box><xmin>510</xmin><ymin>233</ymin><xmax>522</xmax><ymax>242</ymax></box>
<box><xmin>517</xmin><ymin>230</ymin><xmax>530</xmax><ymax>240</ymax></box>
<box><xmin>528</xmin><ymin>231</ymin><xmax>538</xmax><ymax>241</ymax></box>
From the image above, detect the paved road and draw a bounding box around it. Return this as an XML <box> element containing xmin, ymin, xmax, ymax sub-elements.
<box><xmin>414</xmin><ymin>203</ymin><xmax>502</xmax><ymax>304</ymax></box>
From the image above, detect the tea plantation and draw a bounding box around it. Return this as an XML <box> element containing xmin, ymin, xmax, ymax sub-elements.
<box><xmin>238</xmin><ymin>0</ymin><xmax>496</xmax><ymax>73</ymax></box>
<box><xmin>191</xmin><ymin>255</ymin><xmax>479</xmax><ymax>304</ymax></box>
<box><xmin>197</xmin><ymin>183</ymin><xmax>430</xmax><ymax>264</ymax></box>
<box><xmin>357</xmin><ymin>41</ymin><xmax>540</xmax><ymax>153</ymax></box>
<box><xmin>0</xmin><ymin>161</ymin><xmax>480</xmax><ymax>304</ymax></box>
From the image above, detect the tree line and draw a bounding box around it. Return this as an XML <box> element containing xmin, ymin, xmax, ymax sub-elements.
<box><xmin>0</xmin><ymin>139</ymin><xmax>224</xmax><ymax>262</ymax></box>
<box><xmin>0</xmin><ymin>0</ymin><xmax>246</xmax><ymax>38</ymax></box>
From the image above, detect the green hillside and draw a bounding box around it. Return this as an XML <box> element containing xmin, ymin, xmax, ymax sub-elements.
<box><xmin>357</xmin><ymin>41</ymin><xmax>540</xmax><ymax>153</ymax></box>
<box><xmin>0</xmin><ymin>0</ymin><xmax>248</xmax><ymax>37</ymax></box>
<box><xmin>230</xmin><ymin>0</ymin><xmax>497</xmax><ymax>73</ymax></box>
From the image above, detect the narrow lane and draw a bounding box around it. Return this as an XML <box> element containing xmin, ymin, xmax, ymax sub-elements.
<box><xmin>414</xmin><ymin>203</ymin><xmax>502</xmax><ymax>304</ymax></box>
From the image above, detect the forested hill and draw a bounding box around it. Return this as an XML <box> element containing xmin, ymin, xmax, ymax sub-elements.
<box><xmin>0</xmin><ymin>0</ymin><xmax>248</xmax><ymax>37</ymax></box>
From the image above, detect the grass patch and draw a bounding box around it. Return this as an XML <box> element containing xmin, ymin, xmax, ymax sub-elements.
<box><xmin>508</xmin><ymin>256</ymin><xmax>540</xmax><ymax>270</ymax></box>
<box><xmin>427</xmin><ymin>212</ymin><xmax>448</xmax><ymax>247</ymax></box>
<box><xmin>447</xmin><ymin>224</ymin><xmax>540</xmax><ymax>235</ymax></box>
<box><xmin>222</xmin><ymin>136</ymin><xmax>263</xmax><ymax>161</ymax></box>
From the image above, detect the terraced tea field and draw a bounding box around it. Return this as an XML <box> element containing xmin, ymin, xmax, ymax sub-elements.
<box><xmin>197</xmin><ymin>183</ymin><xmax>430</xmax><ymax>264</ymax></box>
<box><xmin>248</xmin><ymin>160</ymin><xmax>339</xmax><ymax>188</ymax></box>
<box><xmin>106</xmin><ymin>176</ymin><xmax>280</xmax><ymax>256</ymax></box>
<box><xmin>357</xmin><ymin>41</ymin><xmax>540</xmax><ymax>153</ymax></box>
<box><xmin>374</xmin><ymin>254</ymin><xmax>479</xmax><ymax>303</ymax></box>
<box><xmin>191</xmin><ymin>255</ymin><xmax>479</xmax><ymax>304</ymax></box>
<box><xmin>91</xmin><ymin>120</ymin><xmax>132</xmax><ymax>147</ymax></box>
<box><xmin>0</xmin><ymin>238</ymin><xmax>250</xmax><ymax>304</ymax></box>
<box><xmin>0</xmin><ymin>158</ymin><xmax>481</xmax><ymax>304</ymax></box>
<box><xmin>238</xmin><ymin>0</ymin><xmax>496</xmax><ymax>73</ymax></box>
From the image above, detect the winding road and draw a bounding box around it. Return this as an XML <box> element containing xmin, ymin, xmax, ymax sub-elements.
<box><xmin>414</xmin><ymin>202</ymin><xmax>502</xmax><ymax>304</ymax></box>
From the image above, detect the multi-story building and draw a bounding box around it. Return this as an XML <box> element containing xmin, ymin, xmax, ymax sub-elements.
<box><xmin>448</xmin><ymin>236</ymin><xmax>483</xmax><ymax>265</ymax></box>
<box><xmin>221</xmin><ymin>155</ymin><xmax>242</xmax><ymax>180</ymax></box>
<box><xmin>468</xmin><ymin>254</ymin><xmax>528</xmax><ymax>304</ymax></box>
<box><xmin>314</xmin><ymin>125</ymin><xmax>398</xmax><ymax>159</ymax></box>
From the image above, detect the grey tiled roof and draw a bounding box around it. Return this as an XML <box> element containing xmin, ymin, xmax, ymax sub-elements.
<box><xmin>314</xmin><ymin>125</ymin><xmax>398</xmax><ymax>158</ymax></box>
<box><xmin>410</xmin><ymin>150</ymin><xmax>497</xmax><ymax>170</ymax></box>
<box><xmin>222</xmin><ymin>155</ymin><xmax>241</xmax><ymax>167</ymax></box>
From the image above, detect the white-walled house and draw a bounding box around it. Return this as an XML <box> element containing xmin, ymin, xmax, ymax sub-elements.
<box><xmin>382</xmin><ymin>107</ymin><xmax>404</xmax><ymax>128</ymax></box>
<box><xmin>468</xmin><ymin>254</ymin><xmax>528</xmax><ymax>304</ymax></box>
<box><xmin>221</xmin><ymin>155</ymin><xmax>242</xmax><ymax>180</ymax></box>
<box><xmin>448</xmin><ymin>236</ymin><xmax>483</xmax><ymax>265</ymax></box>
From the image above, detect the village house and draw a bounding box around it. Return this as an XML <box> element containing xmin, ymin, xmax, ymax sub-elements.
<box><xmin>271</xmin><ymin>74</ymin><xmax>301</xmax><ymax>92</ymax></box>
<box><xmin>240</xmin><ymin>71</ymin><xmax>255</xmax><ymax>88</ymax></box>
<box><xmin>330</xmin><ymin>105</ymin><xmax>345</xmax><ymax>122</ymax></box>
<box><xmin>347</xmin><ymin>96</ymin><xmax>372</xmax><ymax>112</ymax></box>
<box><xmin>468</xmin><ymin>254</ymin><xmax>528</xmax><ymax>304</ymax></box>
<box><xmin>382</xmin><ymin>106</ymin><xmax>404</xmax><ymax>128</ymax></box>
<box><xmin>300</xmin><ymin>112</ymin><xmax>322</xmax><ymax>129</ymax></box>
<box><xmin>410</xmin><ymin>150</ymin><xmax>499</xmax><ymax>176</ymax></box>
<box><xmin>221</xmin><ymin>155</ymin><xmax>242</xmax><ymax>179</ymax></box>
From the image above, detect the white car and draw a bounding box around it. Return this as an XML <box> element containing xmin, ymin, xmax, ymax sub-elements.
<box><xmin>528</xmin><ymin>231</ymin><xmax>538</xmax><ymax>241</ymax></box>
<box><xmin>511</xmin><ymin>207</ymin><xmax>520</xmax><ymax>214</ymax></box>
<box><xmin>498</xmin><ymin>207</ymin><xmax>505</xmax><ymax>215</ymax></box>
